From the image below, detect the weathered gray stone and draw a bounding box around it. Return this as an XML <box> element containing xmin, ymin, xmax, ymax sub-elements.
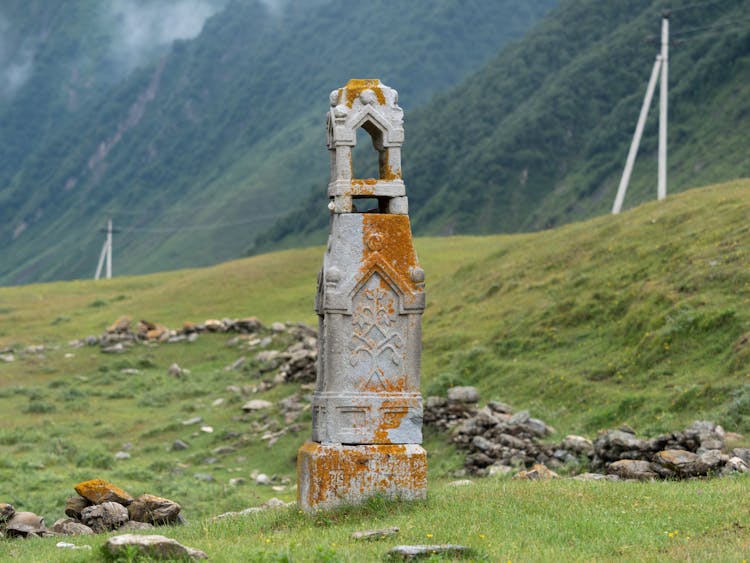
<box><xmin>172</xmin><ymin>439</ymin><xmax>189</xmax><ymax>450</ymax></box>
<box><xmin>64</xmin><ymin>496</ymin><xmax>91</xmax><ymax>519</ymax></box>
<box><xmin>51</xmin><ymin>518</ymin><xmax>94</xmax><ymax>536</ymax></box>
<box><xmin>607</xmin><ymin>459</ymin><xmax>659</xmax><ymax>481</ymax></box>
<box><xmin>5</xmin><ymin>512</ymin><xmax>46</xmax><ymax>537</ymax></box>
<box><xmin>386</xmin><ymin>544</ymin><xmax>472</xmax><ymax>560</ymax></box>
<box><xmin>732</xmin><ymin>448</ymin><xmax>750</xmax><ymax>464</ymax></box>
<box><xmin>80</xmin><ymin>502</ymin><xmax>128</xmax><ymax>532</ymax></box>
<box><xmin>104</xmin><ymin>534</ymin><xmax>207</xmax><ymax>560</ymax></box>
<box><xmin>447</xmin><ymin>386</ymin><xmax>480</xmax><ymax>404</ymax></box>
<box><xmin>352</xmin><ymin>526</ymin><xmax>399</xmax><ymax>540</ymax></box>
<box><xmin>119</xmin><ymin>520</ymin><xmax>156</xmax><ymax>531</ymax></box>
<box><xmin>653</xmin><ymin>449</ymin><xmax>713</xmax><ymax>477</ymax></box>
<box><xmin>562</xmin><ymin>435</ymin><xmax>595</xmax><ymax>457</ymax></box>
<box><xmin>128</xmin><ymin>494</ymin><xmax>181</xmax><ymax>525</ymax></box>
<box><xmin>242</xmin><ymin>399</ymin><xmax>273</xmax><ymax>412</ymax></box>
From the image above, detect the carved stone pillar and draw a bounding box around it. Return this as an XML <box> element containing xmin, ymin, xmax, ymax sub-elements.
<box><xmin>297</xmin><ymin>79</ymin><xmax>426</xmax><ymax>511</ymax></box>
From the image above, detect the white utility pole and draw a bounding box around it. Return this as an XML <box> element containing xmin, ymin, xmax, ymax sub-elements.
<box><xmin>105</xmin><ymin>216</ymin><xmax>113</xmax><ymax>279</ymax></box>
<box><xmin>613</xmin><ymin>12</ymin><xmax>670</xmax><ymax>214</ymax></box>
<box><xmin>612</xmin><ymin>55</ymin><xmax>662</xmax><ymax>214</ymax></box>
<box><xmin>658</xmin><ymin>12</ymin><xmax>669</xmax><ymax>201</ymax></box>
<box><xmin>94</xmin><ymin>216</ymin><xmax>114</xmax><ymax>280</ymax></box>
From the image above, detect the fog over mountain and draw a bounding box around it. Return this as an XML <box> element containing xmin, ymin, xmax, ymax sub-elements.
<box><xmin>0</xmin><ymin>12</ymin><xmax>36</xmax><ymax>98</ymax></box>
<box><xmin>105</xmin><ymin>0</ymin><xmax>226</xmax><ymax>74</ymax></box>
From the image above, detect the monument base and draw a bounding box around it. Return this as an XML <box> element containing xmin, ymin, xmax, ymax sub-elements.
<box><xmin>297</xmin><ymin>441</ymin><xmax>426</xmax><ymax>512</ymax></box>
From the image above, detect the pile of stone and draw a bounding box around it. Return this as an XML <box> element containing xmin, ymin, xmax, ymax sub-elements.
<box><xmin>69</xmin><ymin>315</ymin><xmax>269</xmax><ymax>351</ymax></box>
<box><xmin>424</xmin><ymin>387</ymin><xmax>750</xmax><ymax>480</ymax></box>
<box><xmin>424</xmin><ymin>387</ymin><xmax>559</xmax><ymax>476</ymax></box>
<box><xmin>0</xmin><ymin>479</ymin><xmax>182</xmax><ymax>539</ymax></box>
<box><xmin>592</xmin><ymin>423</ymin><xmax>750</xmax><ymax>480</ymax></box>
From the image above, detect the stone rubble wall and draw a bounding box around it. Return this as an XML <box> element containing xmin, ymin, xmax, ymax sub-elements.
<box><xmin>424</xmin><ymin>386</ymin><xmax>750</xmax><ymax>480</ymax></box>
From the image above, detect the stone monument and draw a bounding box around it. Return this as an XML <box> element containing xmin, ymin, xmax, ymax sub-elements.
<box><xmin>297</xmin><ymin>79</ymin><xmax>427</xmax><ymax>511</ymax></box>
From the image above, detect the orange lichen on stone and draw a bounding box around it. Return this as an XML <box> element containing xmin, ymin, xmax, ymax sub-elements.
<box><xmin>380</xmin><ymin>150</ymin><xmax>402</xmax><ymax>180</ymax></box>
<box><xmin>344</xmin><ymin>79</ymin><xmax>386</xmax><ymax>108</ymax></box>
<box><xmin>361</xmin><ymin>214</ymin><xmax>420</xmax><ymax>295</ymax></box>
<box><xmin>349</xmin><ymin>178</ymin><xmax>377</xmax><ymax>196</ymax></box>
<box><xmin>373</xmin><ymin>397</ymin><xmax>411</xmax><ymax>443</ymax></box>
<box><xmin>297</xmin><ymin>442</ymin><xmax>426</xmax><ymax>511</ymax></box>
<box><xmin>74</xmin><ymin>479</ymin><xmax>133</xmax><ymax>506</ymax></box>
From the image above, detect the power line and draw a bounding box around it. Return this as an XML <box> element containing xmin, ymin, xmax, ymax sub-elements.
<box><xmin>666</xmin><ymin>0</ymin><xmax>727</xmax><ymax>13</ymax></box>
<box><xmin>117</xmin><ymin>212</ymin><xmax>289</xmax><ymax>234</ymax></box>
<box><xmin>672</xmin><ymin>18</ymin><xmax>750</xmax><ymax>37</ymax></box>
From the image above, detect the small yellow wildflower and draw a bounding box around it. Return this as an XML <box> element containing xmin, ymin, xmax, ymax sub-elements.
<box><xmin>426</xmin><ymin>533</ymin><xmax>433</xmax><ymax>539</ymax></box>
<box><xmin>479</xmin><ymin>533</ymin><xmax>486</xmax><ymax>539</ymax></box>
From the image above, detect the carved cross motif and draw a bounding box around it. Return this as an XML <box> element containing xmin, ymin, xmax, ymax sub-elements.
<box><xmin>349</xmin><ymin>273</ymin><xmax>404</xmax><ymax>390</ymax></box>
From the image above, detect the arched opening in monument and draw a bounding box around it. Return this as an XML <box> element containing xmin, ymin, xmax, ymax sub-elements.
<box><xmin>352</xmin><ymin>124</ymin><xmax>382</xmax><ymax>181</ymax></box>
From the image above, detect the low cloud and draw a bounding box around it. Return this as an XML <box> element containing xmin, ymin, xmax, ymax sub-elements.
<box><xmin>107</xmin><ymin>0</ymin><xmax>224</xmax><ymax>72</ymax></box>
<box><xmin>0</xmin><ymin>14</ymin><xmax>35</xmax><ymax>99</ymax></box>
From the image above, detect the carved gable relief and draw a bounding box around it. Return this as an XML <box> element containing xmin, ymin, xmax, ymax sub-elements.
<box><xmin>348</xmin><ymin>272</ymin><xmax>406</xmax><ymax>392</ymax></box>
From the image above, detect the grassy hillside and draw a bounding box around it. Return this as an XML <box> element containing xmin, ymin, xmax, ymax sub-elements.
<box><xmin>0</xmin><ymin>0</ymin><xmax>555</xmax><ymax>285</ymax></box>
<box><xmin>1</xmin><ymin>180</ymin><xmax>749</xmax><ymax>560</ymax></box>
<box><xmin>3</xmin><ymin>180</ymin><xmax>750</xmax><ymax>432</ymax></box>
<box><xmin>261</xmin><ymin>0</ymin><xmax>750</xmax><ymax>251</ymax></box>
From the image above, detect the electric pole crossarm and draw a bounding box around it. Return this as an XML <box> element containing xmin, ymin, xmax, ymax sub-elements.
<box><xmin>612</xmin><ymin>55</ymin><xmax>662</xmax><ymax>215</ymax></box>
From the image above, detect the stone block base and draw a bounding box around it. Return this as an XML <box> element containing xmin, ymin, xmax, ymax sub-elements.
<box><xmin>297</xmin><ymin>441</ymin><xmax>426</xmax><ymax>512</ymax></box>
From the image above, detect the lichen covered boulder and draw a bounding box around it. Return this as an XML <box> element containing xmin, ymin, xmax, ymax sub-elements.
<box><xmin>74</xmin><ymin>479</ymin><xmax>133</xmax><ymax>505</ymax></box>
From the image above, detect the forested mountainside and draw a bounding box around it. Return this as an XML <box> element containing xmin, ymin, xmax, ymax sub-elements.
<box><xmin>0</xmin><ymin>0</ymin><xmax>555</xmax><ymax>285</ymax></box>
<box><xmin>255</xmin><ymin>0</ymin><xmax>750</xmax><ymax>252</ymax></box>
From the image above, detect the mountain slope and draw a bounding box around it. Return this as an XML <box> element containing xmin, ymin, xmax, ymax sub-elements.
<box><xmin>258</xmin><ymin>0</ymin><xmax>750</xmax><ymax>250</ymax></box>
<box><xmin>0</xmin><ymin>0</ymin><xmax>555</xmax><ymax>285</ymax></box>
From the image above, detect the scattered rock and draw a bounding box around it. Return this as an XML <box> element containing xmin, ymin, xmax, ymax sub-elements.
<box><xmin>653</xmin><ymin>449</ymin><xmax>715</xmax><ymax>477</ymax></box>
<box><xmin>172</xmin><ymin>439</ymin><xmax>190</xmax><ymax>451</ymax></box>
<box><xmin>168</xmin><ymin>363</ymin><xmax>183</xmax><ymax>377</ymax></box>
<box><xmin>181</xmin><ymin>417</ymin><xmax>203</xmax><ymax>426</ymax></box>
<box><xmin>128</xmin><ymin>494</ymin><xmax>182</xmax><ymax>525</ymax></box>
<box><xmin>351</xmin><ymin>526</ymin><xmax>399</xmax><ymax>540</ymax></box>
<box><xmin>193</xmin><ymin>473</ymin><xmax>214</xmax><ymax>482</ymax></box>
<box><xmin>270</xmin><ymin>322</ymin><xmax>286</xmax><ymax>332</ymax></box>
<box><xmin>56</xmin><ymin>541</ymin><xmax>92</xmax><ymax>550</ymax></box>
<box><xmin>607</xmin><ymin>460</ymin><xmax>660</xmax><ymax>481</ymax></box>
<box><xmin>104</xmin><ymin>534</ymin><xmax>208</xmax><ymax>561</ymax></box>
<box><xmin>0</xmin><ymin>353</ymin><xmax>14</xmax><ymax>363</ymax></box>
<box><xmin>74</xmin><ymin>479</ymin><xmax>133</xmax><ymax>505</ymax></box>
<box><xmin>513</xmin><ymin>464</ymin><xmax>559</xmax><ymax>481</ymax></box>
<box><xmin>254</xmin><ymin>473</ymin><xmax>271</xmax><ymax>485</ymax></box>
<box><xmin>242</xmin><ymin>399</ymin><xmax>273</xmax><ymax>412</ymax></box>
<box><xmin>81</xmin><ymin>501</ymin><xmax>129</xmax><ymax>533</ymax></box>
<box><xmin>5</xmin><ymin>512</ymin><xmax>46</xmax><ymax>538</ymax></box>
<box><xmin>212</xmin><ymin>498</ymin><xmax>293</xmax><ymax>520</ymax></box>
<box><xmin>115</xmin><ymin>451</ymin><xmax>131</xmax><ymax>460</ymax></box>
<box><xmin>51</xmin><ymin>518</ymin><xmax>94</xmax><ymax>536</ymax></box>
<box><xmin>386</xmin><ymin>544</ymin><xmax>472</xmax><ymax>561</ymax></box>
<box><xmin>64</xmin><ymin>496</ymin><xmax>92</xmax><ymax>519</ymax></box>
<box><xmin>447</xmin><ymin>386</ymin><xmax>480</xmax><ymax>404</ymax></box>
<box><xmin>119</xmin><ymin>520</ymin><xmax>155</xmax><ymax>531</ymax></box>
<box><xmin>107</xmin><ymin>316</ymin><xmax>131</xmax><ymax>334</ymax></box>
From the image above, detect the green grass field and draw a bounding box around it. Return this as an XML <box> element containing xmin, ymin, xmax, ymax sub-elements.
<box><xmin>1</xmin><ymin>179</ymin><xmax>749</xmax><ymax>560</ymax></box>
